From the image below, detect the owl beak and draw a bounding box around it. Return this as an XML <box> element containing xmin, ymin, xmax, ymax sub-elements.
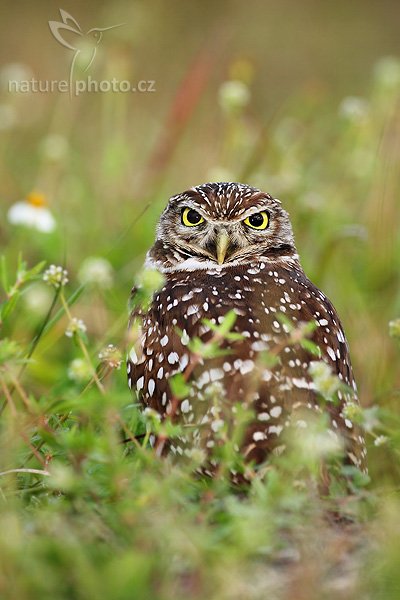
<box><xmin>216</xmin><ymin>230</ymin><xmax>230</xmax><ymax>265</ymax></box>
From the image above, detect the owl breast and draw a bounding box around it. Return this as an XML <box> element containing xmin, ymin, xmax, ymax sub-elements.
<box><xmin>128</xmin><ymin>260</ymin><xmax>366</xmax><ymax>473</ymax></box>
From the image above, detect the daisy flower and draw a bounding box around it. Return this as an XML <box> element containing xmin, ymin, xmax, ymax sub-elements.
<box><xmin>7</xmin><ymin>192</ymin><xmax>56</xmax><ymax>233</ymax></box>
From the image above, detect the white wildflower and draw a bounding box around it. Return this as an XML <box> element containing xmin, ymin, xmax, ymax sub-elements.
<box><xmin>374</xmin><ymin>56</ymin><xmax>400</xmax><ymax>88</ymax></box>
<box><xmin>65</xmin><ymin>318</ymin><xmax>87</xmax><ymax>338</ymax></box>
<box><xmin>374</xmin><ymin>435</ymin><xmax>388</xmax><ymax>447</ymax></box>
<box><xmin>78</xmin><ymin>257</ymin><xmax>114</xmax><ymax>288</ymax></box>
<box><xmin>389</xmin><ymin>318</ymin><xmax>400</xmax><ymax>339</ymax></box>
<box><xmin>298</xmin><ymin>427</ymin><xmax>342</xmax><ymax>460</ymax></box>
<box><xmin>309</xmin><ymin>360</ymin><xmax>340</xmax><ymax>401</ymax></box>
<box><xmin>218</xmin><ymin>80</ymin><xmax>250</xmax><ymax>114</ymax></box>
<box><xmin>67</xmin><ymin>358</ymin><xmax>92</xmax><ymax>383</ymax></box>
<box><xmin>143</xmin><ymin>407</ymin><xmax>161</xmax><ymax>422</ymax></box>
<box><xmin>184</xmin><ymin>448</ymin><xmax>206</xmax><ymax>463</ymax></box>
<box><xmin>339</xmin><ymin>96</ymin><xmax>369</xmax><ymax>122</ymax></box>
<box><xmin>43</xmin><ymin>264</ymin><xmax>68</xmax><ymax>289</ymax></box>
<box><xmin>0</xmin><ymin>63</ymin><xmax>34</xmax><ymax>91</ymax></box>
<box><xmin>342</xmin><ymin>401</ymin><xmax>362</xmax><ymax>423</ymax></box>
<box><xmin>98</xmin><ymin>344</ymin><xmax>122</xmax><ymax>369</ymax></box>
<box><xmin>23</xmin><ymin>284</ymin><xmax>53</xmax><ymax>315</ymax></box>
<box><xmin>7</xmin><ymin>192</ymin><xmax>56</xmax><ymax>233</ymax></box>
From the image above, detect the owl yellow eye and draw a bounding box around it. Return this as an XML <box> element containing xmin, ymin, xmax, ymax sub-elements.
<box><xmin>181</xmin><ymin>207</ymin><xmax>205</xmax><ymax>227</ymax></box>
<box><xmin>243</xmin><ymin>211</ymin><xmax>269</xmax><ymax>230</ymax></box>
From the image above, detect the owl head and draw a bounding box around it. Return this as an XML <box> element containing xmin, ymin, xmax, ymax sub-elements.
<box><xmin>146</xmin><ymin>182</ymin><xmax>299</xmax><ymax>272</ymax></box>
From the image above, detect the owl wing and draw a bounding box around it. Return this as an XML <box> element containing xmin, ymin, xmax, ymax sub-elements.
<box><xmin>293</xmin><ymin>273</ymin><xmax>366</xmax><ymax>472</ymax></box>
<box><xmin>127</xmin><ymin>286</ymin><xmax>146</xmax><ymax>396</ymax></box>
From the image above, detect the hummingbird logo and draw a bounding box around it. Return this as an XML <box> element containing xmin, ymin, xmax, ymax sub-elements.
<box><xmin>49</xmin><ymin>9</ymin><xmax>123</xmax><ymax>94</ymax></box>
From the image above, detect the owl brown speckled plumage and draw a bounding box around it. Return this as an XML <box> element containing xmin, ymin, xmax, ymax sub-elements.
<box><xmin>127</xmin><ymin>182</ymin><xmax>367</xmax><ymax>476</ymax></box>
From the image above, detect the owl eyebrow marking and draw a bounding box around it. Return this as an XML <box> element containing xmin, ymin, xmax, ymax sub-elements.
<box><xmin>179</xmin><ymin>202</ymin><xmax>210</xmax><ymax>220</ymax></box>
<box><xmin>191</xmin><ymin>186</ymin><xmax>212</xmax><ymax>206</ymax></box>
<box><xmin>239</xmin><ymin>206</ymin><xmax>271</xmax><ymax>220</ymax></box>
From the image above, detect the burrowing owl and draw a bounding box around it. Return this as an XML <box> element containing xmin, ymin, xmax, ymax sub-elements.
<box><xmin>127</xmin><ymin>182</ymin><xmax>366</xmax><ymax>477</ymax></box>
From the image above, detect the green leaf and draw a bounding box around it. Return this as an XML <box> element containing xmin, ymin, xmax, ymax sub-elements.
<box><xmin>300</xmin><ymin>338</ymin><xmax>321</xmax><ymax>357</ymax></box>
<box><xmin>218</xmin><ymin>310</ymin><xmax>237</xmax><ymax>334</ymax></box>
<box><xmin>24</xmin><ymin>260</ymin><xmax>46</xmax><ymax>281</ymax></box>
<box><xmin>169</xmin><ymin>373</ymin><xmax>191</xmax><ymax>399</ymax></box>
<box><xmin>0</xmin><ymin>338</ymin><xmax>23</xmax><ymax>364</ymax></box>
<box><xmin>302</xmin><ymin>320</ymin><xmax>318</xmax><ymax>335</ymax></box>
<box><xmin>225</xmin><ymin>331</ymin><xmax>244</xmax><ymax>342</ymax></box>
<box><xmin>276</xmin><ymin>312</ymin><xmax>295</xmax><ymax>332</ymax></box>
<box><xmin>0</xmin><ymin>255</ymin><xmax>9</xmax><ymax>293</ymax></box>
<box><xmin>0</xmin><ymin>293</ymin><xmax>19</xmax><ymax>322</ymax></box>
<box><xmin>189</xmin><ymin>337</ymin><xmax>229</xmax><ymax>359</ymax></box>
<box><xmin>203</xmin><ymin>310</ymin><xmax>237</xmax><ymax>337</ymax></box>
